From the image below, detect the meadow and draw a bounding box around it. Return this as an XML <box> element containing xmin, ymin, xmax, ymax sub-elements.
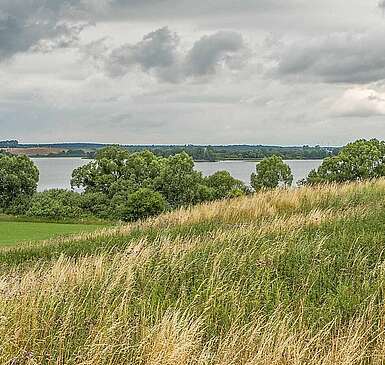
<box><xmin>1</xmin><ymin>180</ymin><xmax>385</xmax><ymax>363</ymax></box>
<box><xmin>0</xmin><ymin>219</ymin><xmax>104</xmax><ymax>246</ymax></box>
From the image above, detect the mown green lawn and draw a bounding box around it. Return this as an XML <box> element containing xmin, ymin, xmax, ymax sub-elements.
<box><xmin>0</xmin><ymin>221</ymin><xmax>103</xmax><ymax>246</ymax></box>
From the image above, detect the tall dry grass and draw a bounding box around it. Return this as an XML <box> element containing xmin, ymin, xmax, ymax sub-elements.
<box><xmin>0</xmin><ymin>254</ymin><xmax>385</xmax><ymax>364</ymax></box>
<box><xmin>1</xmin><ymin>180</ymin><xmax>385</xmax><ymax>363</ymax></box>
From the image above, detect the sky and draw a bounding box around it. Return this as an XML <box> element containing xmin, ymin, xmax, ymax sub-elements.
<box><xmin>1</xmin><ymin>0</ymin><xmax>385</xmax><ymax>145</ymax></box>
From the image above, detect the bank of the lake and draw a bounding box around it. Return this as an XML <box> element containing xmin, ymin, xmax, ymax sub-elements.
<box><xmin>32</xmin><ymin>157</ymin><xmax>323</xmax><ymax>191</ymax></box>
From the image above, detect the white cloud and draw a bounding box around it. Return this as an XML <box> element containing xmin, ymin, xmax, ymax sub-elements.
<box><xmin>332</xmin><ymin>87</ymin><xmax>385</xmax><ymax>117</ymax></box>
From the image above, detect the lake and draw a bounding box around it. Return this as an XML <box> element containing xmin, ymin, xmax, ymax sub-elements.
<box><xmin>32</xmin><ymin>158</ymin><xmax>323</xmax><ymax>191</ymax></box>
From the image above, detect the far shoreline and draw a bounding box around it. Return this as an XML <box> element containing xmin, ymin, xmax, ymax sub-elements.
<box><xmin>30</xmin><ymin>156</ymin><xmax>326</xmax><ymax>162</ymax></box>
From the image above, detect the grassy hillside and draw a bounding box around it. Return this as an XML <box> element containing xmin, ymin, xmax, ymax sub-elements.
<box><xmin>1</xmin><ymin>180</ymin><xmax>385</xmax><ymax>363</ymax></box>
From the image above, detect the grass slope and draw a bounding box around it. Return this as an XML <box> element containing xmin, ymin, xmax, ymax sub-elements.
<box><xmin>0</xmin><ymin>221</ymin><xmax>105</xmax><ymax>246</ymax></box>
<box><xmin>1</xmin><ymin>180</ymin><xmax>385</xmax><ymax>363</ymax></box>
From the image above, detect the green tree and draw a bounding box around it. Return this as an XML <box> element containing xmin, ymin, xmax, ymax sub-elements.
<box><xmin>155</xmin><ymin>152</ymin><xmax>206</xmax><ymax>207</ymax></box>
<box><xmin>251</xmin><ymin>155</ymin><xmax>293</xmax><ymax>191</ymax></box>
<box><xmin>0</xmin><ymin>154</ymin><xmax>39</xmax><ymax>214</ymax></box>
<box><xmin>71</xmin><ymin>146</ymin><xmax>131</xmax><ymax>195</ymax></box>
<box><xmin>71</xmin><ymin>146</ymin><xmax>247</xmax><ymax>221</ymax></box>
<box><xmin>80</xmin><ymin>192</ymin><xmax>111</xmax><ymax>219</ymax></box>
<box><xmin>205</xmin><ymin>171</ymin><xmax>247</xmax><ymax>199</ymax></box>
<box><xmin>71</xmin><ymin>147</ymin><xmax>163</xmax><ymax>196</ymax></box>
<box><xmin>304</xmin><ymin>139</ymin><xmax>385</xmax><ymax>185</ymax></box>
<box><xmin>111</xmin><ymin>188</ymin><xmax>167</xmax><ymax>222</ymax></box>
<box><xmin>26</xmin><ymin>189</ymin><xmax>84</xmax><ymax>219</ymax></box>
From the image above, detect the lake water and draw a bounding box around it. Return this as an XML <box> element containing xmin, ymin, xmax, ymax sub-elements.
<box><xmin>195</xmin><ymin>160</ymin><xmax>322</xmax><ymax>186</ymax></box>
<box><xmin>32</xmin><ymin>158</ymin><xmax>323</xmax><ymax>192</ymax></box>
<box><xmin>32</xmin><ymin>158</ymin><xmax>90</xmax><ymax>192</ymax></box>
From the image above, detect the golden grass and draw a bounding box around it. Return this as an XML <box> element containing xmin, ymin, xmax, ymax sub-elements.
<box><xmin>1</xmin><ymin>180</ymin><xmax>385</xmax><ymax>363</ymax></box>
<box><xmin>12</xmin><ymin>178</ymin><xmax>385</xmax><ymax>253</ymax></box>
<box><xmin>0</xmin><ymin>253</ymin><xmax>383</xmax><ymax>364</ymax></box>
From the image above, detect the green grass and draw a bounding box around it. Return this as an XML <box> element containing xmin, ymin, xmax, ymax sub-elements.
<box><xmin>0</xmin><ymin>221</ymin><xmax>104</xmax><ymax>246</ymax></box>
<box><xmin>1</xmin><ymin>180</ymin><xmax>385</xmax><ymax>363</ymax></box>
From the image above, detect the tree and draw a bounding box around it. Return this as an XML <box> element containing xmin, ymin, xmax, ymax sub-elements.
<box><xmin>71</xmin><ymin>147</ymin><xmax>163</xmax><ymax>196</ymax></box>
<box><xmin>205</xmin><ymin>171</ymin><xmax>247</xmax><ymax>199</ymax></box>
<box><xmin>71</xmin><ymin>146</ymin><xmax>131</xmax><ymax>195</ymax></box>
<box><xmin>71</xmin><ymin>146</ymin><xmax>248</xmax><ymax>221</ymax></box>
<box><xmin>304</xmin><ymin>139</ymin><xmax>385</xmax><ymax>185</ymax></box>
<box><xmin>80</xmin><ymin>192</ymin><xmax>111</xmax><ymax>219</ymax></box>
<box><xmin>154</xmin><ymin>152</ymin><xmax>206</xmax><ymax>207</ymax></box>
<box><xmin>111</xmin><ymin>188</ymin><xmax>167</xmax><ymax>222</ymax></box>
<box><xmin>26</xmin><ymin>189</ymin><xmax>84</xmax><ymax>219</ymax></box>
<box><xmin>0</xmin><ymin>154</ymin><xmax>39</xmax><ymax>213</ymax></box>
<box><xmin>251</xmin><ymin>155</ymin><xmax>293</xmax><ymax>191</ymax></box>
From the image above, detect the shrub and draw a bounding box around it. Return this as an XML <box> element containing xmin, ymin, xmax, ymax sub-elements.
<box><xmin>111</xmin><ymin>188</ymin><xmax>167</xmax><ymax>222</ymax></box>
<box><xmin>27</xmin><ymin>189</ymin><xmax>84</xmax><ymax>219</ymax></box>
<box><xmin>304</xmin><ymin>139</ymin><xmax>385</xmax><ymax>185</ymax></box>
<box><xmin>0</xmin><ymin>154</ymin><xmax>39</xmax><ymax>214</ymax></box>
<box><xmin>80</xmin><ymin>192</ymin><xmax>111</xmax><ymax>219</ymax></box>
<box><xmin>251</xmin><ymin>155</ymin><xmax>293</xmax><ymax>191</ymax></box>
<box><xmin>205</xmin><ymin>171</ymin><xmax>247</xmax><ymax>199</ymax></box>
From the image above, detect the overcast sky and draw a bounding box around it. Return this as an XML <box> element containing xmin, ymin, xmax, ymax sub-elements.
<box><xmin>1</xmin><ymin>0</ymin><xmax>385</xmax><ymax>145</ymax></box>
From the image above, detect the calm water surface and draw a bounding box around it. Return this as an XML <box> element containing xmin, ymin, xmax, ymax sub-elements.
<box><xmin>196</xmin><ymin>160</ymin><xmax>322</xmax><ymax>185</ymax></box>
<box><xmin>32</xmin><ymin>158</ymin><xmax>90</xmax><ymax>192</ymax></box>
<box><xmin>33</xmin><ymin>158</ymin><xmax>323</xmax><ymax>191</ymax></box>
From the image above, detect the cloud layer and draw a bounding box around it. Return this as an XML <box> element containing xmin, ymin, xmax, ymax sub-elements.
<box><xmin>102</xmin><ymin>27</ymin><xmax>248</xmax><ymax>82</ymax></box>
<box><xmin>0</xmin><ymin>0</ymin><xmax>88</xmax><ymax>60</ymax></box>
<box><xmin>333</xmin><ymin>88</ymin><xmax>385</xmax><ymax>117</ymax></box>
<box><xmin>273</xmin><ymin>32</ymin><xmax>385</xmax><ymax>84</ymax></box>
<box><xmin>1</xmin><ymin>0</ymin><xmax>385</xmax><ymax>145</ymax></box>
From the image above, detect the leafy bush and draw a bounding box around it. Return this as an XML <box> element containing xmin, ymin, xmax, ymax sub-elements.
<box><xmin>251</xmin><ymin>155</ymin><xmax>293</xmax><ymax>191</ymax></box>
<box><xmin>0</xmin><ymin>154</ymin><xmax>39</xmax><ymax>214</ymax></box>
<box><xmin>111</xmin><ymin>188</ymin><xmax>167</xmax><ymax>222</ymax></box>
<box><xmin>79</xmin><ymin>192</ymin><xmax>112</xmax><ymax>219</ymax></box>
<box><xmin>304</xmin><ymin>139</ymin><xmax>385</xmax><ymax>185</ymax></box>
<box><xmin>205</xmin><ymin>170</ymin><xmax>247</xmax><ymax>199</ymax></box>
<box><xmin>27</xmin><ymin>189</ymin><xmax>84</xmax><ymax>219</ymax></box>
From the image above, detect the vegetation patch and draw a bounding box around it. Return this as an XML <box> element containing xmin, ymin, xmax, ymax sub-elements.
<box><xmin>1</xmin><ymin>140</ymin><xmax>385</xmax><ymax>362</ymax></box>
<box><xmin>0</xmin><ymin>180</ymin><xmax>383</xmax><ymax>362</ymax></box>
<box><xmin>0</xmin><ymin>221</ymin><xmax>105</xmax><ymax>246</ymax></box>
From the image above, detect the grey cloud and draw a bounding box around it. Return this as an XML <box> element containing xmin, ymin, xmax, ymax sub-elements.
<box><xmin>272</xmin><ymin>32</ymin><xmax>385</xmax><ymax>84</ymax></box>
<box><xmin>108</xmin><ymin>112</ymin><xmax>167</xmax><ymax>131</ymax></box>
<box><xmin>184</xmin><ymin>31</ymin><xmax>246</xmax><ymax>76</ymax></box>
<box><xmin>0</xmin><ymin>0</ymin><xmax>86</xmax><ymax>60</ymax></box>
<box><xmin>89</xmin><ymin>0</ymin><xmax>289</xmax><ymax>20</ymax></box>
<box><xmin>105</xmin><ymin>27</ymin><xmax>180</xmax><ymax>80</ymax></box>
<box><xmin>103</xmin><ymin>28</ymin><xmax>248</xmax><ymax>82</ymax></box>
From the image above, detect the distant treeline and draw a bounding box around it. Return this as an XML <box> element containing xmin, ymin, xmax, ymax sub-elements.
<box><xmin>122</xmin><ymin>145</ymin><xmax>339</xmax><ymax>161</ymax></box>
<box><xmin>1</xmin><ymin>140</ymin><xmax>340</xmax><ymax>160</ymax></box>
<box><xmin>0</xmin><ymin>140</ymin><xmax>19</xmax><ymax>148</ymax></box>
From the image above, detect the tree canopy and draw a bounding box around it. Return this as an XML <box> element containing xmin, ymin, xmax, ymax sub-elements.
<box><xmin>154</xmin><ymin>152</ymin><xmax>206</xmax><ymax>208</ymax></box>
<box><xmin>251</xmin><ymin>155</ymin><xmax>293</xmax><ymax>191</ymax></box>
<box><xmin>304</xmin><ymin>139</ymin><xmax>385</xmax><ymax>185</ymax></box>
<box><xmin>27</xmin><ymin>189</ymin><xmax>84</xmax><ymax>219</ymax></box>
<box><xmin>205</xmin><ymin>171</ymin><xmax>248</xmax><ymax>199</ymax></box>
<box><xmin>71</xmin><ymin>146</ymin><xmax>248</xmax><ymax>221</ymax></box>
<box><xmin>0</xmin><ymin>153</ymin><xmax>39</xmax><ymax>214</ymax></box>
